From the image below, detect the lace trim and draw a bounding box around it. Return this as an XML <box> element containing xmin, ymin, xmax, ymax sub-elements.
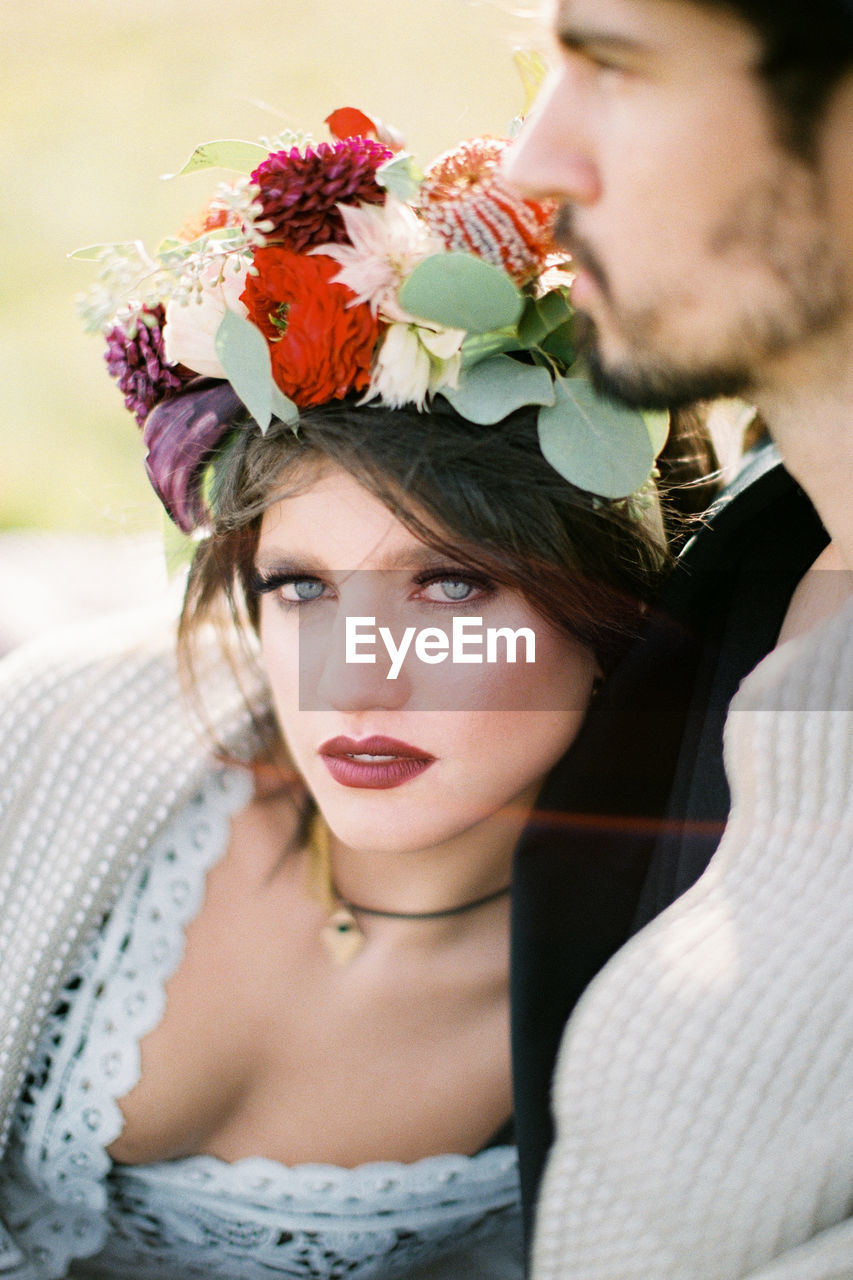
<box><xmin>21</xmin><ymin>767</ymin><xmax>255</xmax><ymax>1211</ymax></box>
<box><xmin>8</xmin><ymin>766</ymin><xmax>520</xmax><ymax>1279</ymax></box>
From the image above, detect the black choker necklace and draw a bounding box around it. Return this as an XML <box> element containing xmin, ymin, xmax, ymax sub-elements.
<box><xmin>340</xmin><ymin>882</ymin><xmax>511</xmax><ymax>920</ymax></box>
<box><xmin>309</xmin><ymin>812</ymin><xmax>511</xmax><ymax>965</ymax></box>
<box><xmin>321</xmin><ymin>883</ymin><xmax>511</xmax><ymax>965</ymax></box>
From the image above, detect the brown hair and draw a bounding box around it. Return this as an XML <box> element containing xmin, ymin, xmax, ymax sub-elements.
<box><xmin>178</xmin><ymin>397</ymin><xmax>670</xmax><ymax>690</ymax></box>
<box><xmin>689</xmin><ymin>0</ymin><xmax>853</xmax><ymax>156</ymax></box>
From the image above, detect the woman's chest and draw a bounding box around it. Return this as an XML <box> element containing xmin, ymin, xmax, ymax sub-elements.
<box><xmin>109</xmin><ymin>850</ymin><xmax>512</xmax><ymax>1167</ymax></box>
<box><xmin>8</xmin><ymin>769</ymin><xmax>521</xmax><ymax>1279</ymax></box>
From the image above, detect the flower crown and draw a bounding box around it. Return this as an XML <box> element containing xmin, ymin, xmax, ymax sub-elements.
<box><xmin>77</xmin><ymin>93</ymin><xmax>667</xmax><ymax>533</ymax></box>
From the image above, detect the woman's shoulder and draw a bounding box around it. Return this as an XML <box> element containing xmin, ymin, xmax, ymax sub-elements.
<box><xmin>0</xmin><ymin>609</ymin><xmax>273</xmax><ymax>856</ymax></box>
<box><xmin>0</xmin><ymin>606</ymin><xmax>268</xmax><ymax>752</ymax></box>
<box><xmin>0</xmin><ymin>607</ymin><xmax>179</xmax><ymax>709</ymax></box>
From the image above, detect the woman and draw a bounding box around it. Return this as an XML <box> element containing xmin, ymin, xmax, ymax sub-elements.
<box><xmin>0</xmin><ymin>115</ymin><xmax>667</xmax><ymax>1278</ymax></box>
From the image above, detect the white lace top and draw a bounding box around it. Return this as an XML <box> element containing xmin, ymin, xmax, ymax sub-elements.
<box><xmin>0</xmin><ymin>767</ymin><xmax>521</xmax><ymax>1280</ymax></box>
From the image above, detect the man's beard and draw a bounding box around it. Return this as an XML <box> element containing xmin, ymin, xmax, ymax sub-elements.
<box><xmin>556</xmin><ymin>168</ymin><xmax>849</xmax><ymax>412</ymax></box>
<box><xmin>575</xmin><ymin>312</ymin><xmax>756</xmax><ymax>411</ymax></box>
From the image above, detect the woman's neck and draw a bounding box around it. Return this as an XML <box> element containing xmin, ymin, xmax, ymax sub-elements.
<box><xmin>322</xmin><ymin>790</ymin><xmax>533</xmax><ymax>929</ymax></box>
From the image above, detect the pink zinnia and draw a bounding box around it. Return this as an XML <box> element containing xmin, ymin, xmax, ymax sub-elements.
<box><xmin>251</xmin><ymin>138</ymin><xmax>393</xmax><ymax>253</ymax></box>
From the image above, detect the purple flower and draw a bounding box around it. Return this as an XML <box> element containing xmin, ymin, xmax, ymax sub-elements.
<box><xmin>142</xmin><ymin>380</ymin><xmax>243</xmax><ymax>531</ymax></box>
<box><xmin>251</xmin><ymin>138</ymin><xmax>392</xmax><ymax>252</ymax></box>
<box><xmin>104</xmin><ymin>305</ymin><xmax>191</xmax><ymax>425</ymax></box>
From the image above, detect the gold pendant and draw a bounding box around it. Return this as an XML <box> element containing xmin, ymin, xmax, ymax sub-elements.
<box><xmin>321</xmin><ymin>907</ymin><xmax>365</xmax><ymax>965</ymax></box>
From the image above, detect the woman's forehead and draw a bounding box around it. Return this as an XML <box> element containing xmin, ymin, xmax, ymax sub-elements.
<box><xmin>256</xmin><ymin>463</ymin><xmax>449</xmax><ymax>572</ymax></box>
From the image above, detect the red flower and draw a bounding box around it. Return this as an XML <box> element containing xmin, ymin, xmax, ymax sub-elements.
<box><xmin>242</xmin><ymin>249</ymin><xmax>381</xmax><ymax>407</ymax></box>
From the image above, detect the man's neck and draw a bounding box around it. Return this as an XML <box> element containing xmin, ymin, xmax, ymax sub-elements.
<box><xmin>755</xmin><ymin>325</ymin><xmax>853</xmax><ymax>573</ymax></box>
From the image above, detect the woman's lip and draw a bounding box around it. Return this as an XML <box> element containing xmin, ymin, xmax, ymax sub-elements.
<box><xmin>318</xmin><ymin>735</ymin><xmax>434</xmax><ymax>761</ymax></box>
<box><xmin>320</xmin><ymin>755</ymin><xmax>435</xmax><ymax>790</ymax></box>
<box><xmin>318</xmin><ymin>736</ymin><xmax>436</xmax><ymax>790</ymax></box>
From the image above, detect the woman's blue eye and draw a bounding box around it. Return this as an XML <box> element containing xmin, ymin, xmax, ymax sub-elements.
<box><xmin>441</xmin><ymin>580</ymin><xmax>474</xmax><ymax>601</ymax></box>
<box><xmin>421</xmin><ymin>578</ymin><xmax>477</xmax><ymax>603</ymax></box>
<box><xmin>285</xmin><ymin>579</ymin><xmax>325</xmax><ymax>602</ymax></box>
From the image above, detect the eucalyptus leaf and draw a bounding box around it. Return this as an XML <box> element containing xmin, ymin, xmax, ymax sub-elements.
<box><xmin>215</xmin><ymin>309</ymin><xmax>275</xmax><ymax>432</ymax></box>
<box><xmin>271</xmin><ymin>382</ymin><xmax>299</xmax><ymax>426</ymax></box>
<box><xmin>642</xmin><ymin>409</ymin><xmax>670</xmax><ymax>458</ymax></box>
<box><xmin>163</xmin><ymin>139</ymin><xmax>270</xmax><ymax>179</ymax></box>
<box><xmin>537</xmin><ymin>377</ymin><xmax>655</xmax><ymax>498</ymax></box>
<box><xmin>517</xmin><ymin>298</ymin><xmax>549</xmax><ymax>349</ymax></box>
<box><xmin>535</xmin><ymin>288</ymin><xmax>574</xmax><ymax>333</ymax></box>
<box><xmin>376</xmin><ymin>152</ymin><xmax>424</xmax><ymax>202</ymax></box>
<box><xmin>460</xmin><ymin>330</ymin><xmax>522</xmax><ymax>370</ymax></box>
<box><xmin>540</xmin><ymin>320</ymin><xmax>576</xmax><ymax>367</ymax></box>
<box><xmin>518</xmin><ymin>289</ymin><xmax>574</xmax><ymax>348</ymax></box>
<box><xmin>399</xmin><ymin>253</ymin><xmax>523</xmax><ymax>334</ymax></box>
<box><xmin>440</xmin><ymin>355</ymin><xmax>556</xmax><ymax>424</ymax></box>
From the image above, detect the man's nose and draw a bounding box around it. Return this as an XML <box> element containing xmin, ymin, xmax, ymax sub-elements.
<box><xmin>502</xmin><ymin>70</ymin><xmax>601</xmax><ymax>206</ymax></box>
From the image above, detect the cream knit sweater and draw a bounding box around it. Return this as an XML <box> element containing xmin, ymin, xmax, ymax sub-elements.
<box><xmin>0</xmin><ymin>613</ymin><xmax>264</xmax><ymax>1170</ymax></box>
<box><xmin>533</xmin><ymin>596</ymin><xmax>853</xmax><ymax>1279</ymax></box>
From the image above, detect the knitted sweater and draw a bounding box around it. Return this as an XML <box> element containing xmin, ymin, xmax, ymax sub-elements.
<box><xmin>532</xmin><ymin>595</ymin><xmax>853</xmax><ymax>1279</ymax></box>
<box><xmin>0</xmin><ymin>613</ymin><xmax>266</xmax><ymax>1264</ymax></box>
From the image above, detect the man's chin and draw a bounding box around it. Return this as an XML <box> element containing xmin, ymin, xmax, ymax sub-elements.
<box><xmin>582</xmin><ymin>331</ymin><xmax>752</xmax><ymax>411</ymax></box>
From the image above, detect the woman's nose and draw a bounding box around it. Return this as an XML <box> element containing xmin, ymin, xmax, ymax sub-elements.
<box><xmin>307</xmin><ymin>604</ymin><xmax>414</xmax><ymax>713</ymax></box>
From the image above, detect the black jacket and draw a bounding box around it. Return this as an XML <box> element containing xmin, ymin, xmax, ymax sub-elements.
<box><xmin>510</xmin><ymin>450</ymin><xmax>828</xmax><ymax>1245</ymax></box>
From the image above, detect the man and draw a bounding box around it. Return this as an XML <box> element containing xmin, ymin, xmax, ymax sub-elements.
<box><xmin>505</xmin><ymin>2</ymin><xmax>853</xmax><ymax>1275</ymax></box>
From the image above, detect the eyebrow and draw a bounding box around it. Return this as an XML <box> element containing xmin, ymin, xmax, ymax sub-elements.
<box><xmin>556</xmin><ymin>25</ymin><xmax>650</xmax><ymax>57</ymax></box>
<box><xmin>553</xmin><ymin>4</ymin><xmax>652</xmax><ymax>60</ymax></box>
<box><xmin>254</xmin><ymin>544</ymin><xmax>475</xmax><ymax>577</ymax></box>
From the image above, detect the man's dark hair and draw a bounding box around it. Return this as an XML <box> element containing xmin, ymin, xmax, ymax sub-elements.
<box><xmin>700</xmin><ymin>0</ymin><xmax>853</xmax><ymax>154</ymax></box>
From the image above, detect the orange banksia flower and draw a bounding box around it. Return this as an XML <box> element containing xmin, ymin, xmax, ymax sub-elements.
<box><xmin>420</xmin><ymin>137</ymin><xmax>555</xmax><ymax>285</ymax></box>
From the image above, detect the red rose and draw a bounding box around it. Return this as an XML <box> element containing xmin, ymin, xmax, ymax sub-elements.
<box><xmin>242</xmin><ymin>249</ymin><xmax>380</xmax><ymax>407</ymax></box>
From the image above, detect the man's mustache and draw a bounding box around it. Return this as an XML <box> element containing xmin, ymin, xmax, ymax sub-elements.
<box><xmin>553</xmin><ymin>204</ymin><xmax>611</xmax><ymax>300</ymax></box>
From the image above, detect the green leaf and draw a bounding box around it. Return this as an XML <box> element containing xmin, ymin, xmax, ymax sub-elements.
<box><xmin>514</xmin><ymin>48</ymin><xmax>549</xmax><ymax>114</ymax></box>
<box><xmin>271</xmin><ymin>382</ymin><xmax>299</xmax><ymax>426</ymax></box>
<box><xmin>518</xmin><ymin>289</ymin><xmax>574</xmax><ymax>347</ymax></box>
<box><xmin>376</xmin><ymin>152</ymin><xmax>424</xmax><ymax>201</ymax></box>
<box><xmin>460</xmin><ymin>330</ymin><xmax>522</xmax><ymax>369</ymax></box>
<box><xmin>440</xmin><ymin>355</ymin><xmax>556</xmax><ymax>424</ymax></box>
<box><xmin>162</xmin><ymin>510</ymin><xmax>197</xmax><ymax>580</ymax></box>
<box><xmin>399</xmin><ymin>253</ymin><xmax>523</xmax><ymax>334</ymax></box>
<box><xmin>540</xmin><ymin>320</ymin><xmax>576</xmax><ymax>367</ymax></box>
<box><xmin>642</xmin><ymin>409</ymin><xmax>670</xmax><ymax>457</ymax></box>
<box><xmin>215</xmin><ymin>308</ymin><xmax>277</xmax><ymax>433</ymax></box>
<box><xmin>537</xmin><ymin>376</ymin><xmax>655</xmax><ymax>498</ymax></box>
<box><xmin>68</xmin><ymin>241</ymin><xmax>142</xmax><ymax>261</ymax></box>
<box><xmin>163</xmin><ymin>139</ymin><xmax>270</xmax><ymax>179</ymax></box>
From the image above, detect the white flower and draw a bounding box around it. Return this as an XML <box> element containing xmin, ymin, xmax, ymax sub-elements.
<box><xmin>163</xmin><ymin>256</ymin><xmax>250</xmax><ymax>377</ymax></box>
<box><xmin>367</xmin><ymin>321</ymin><xmax>464</xmax><ymax>410</ymax></box>
<box><xmin>316</xmin><ymin>196</ymin><xmax>442</xmax><ymax>321</ymax></box>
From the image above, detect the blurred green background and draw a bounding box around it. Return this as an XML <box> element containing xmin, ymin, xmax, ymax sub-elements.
<box><xmin>1</xmin><ymin>0</ymin><xmax>537</xmax><ymax>535</ymax></box>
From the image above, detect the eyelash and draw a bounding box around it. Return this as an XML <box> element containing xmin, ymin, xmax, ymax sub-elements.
<box><xmin>250</xmin><ymin>569</ymin><xmax>495</xmax><ymax>609</ymax></box>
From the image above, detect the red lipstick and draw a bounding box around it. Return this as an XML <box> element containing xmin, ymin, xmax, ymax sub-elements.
<box><xmin>318</xmin><ymin>735</ymin><xmax>435</xmax><ymax>790</ymax></box>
